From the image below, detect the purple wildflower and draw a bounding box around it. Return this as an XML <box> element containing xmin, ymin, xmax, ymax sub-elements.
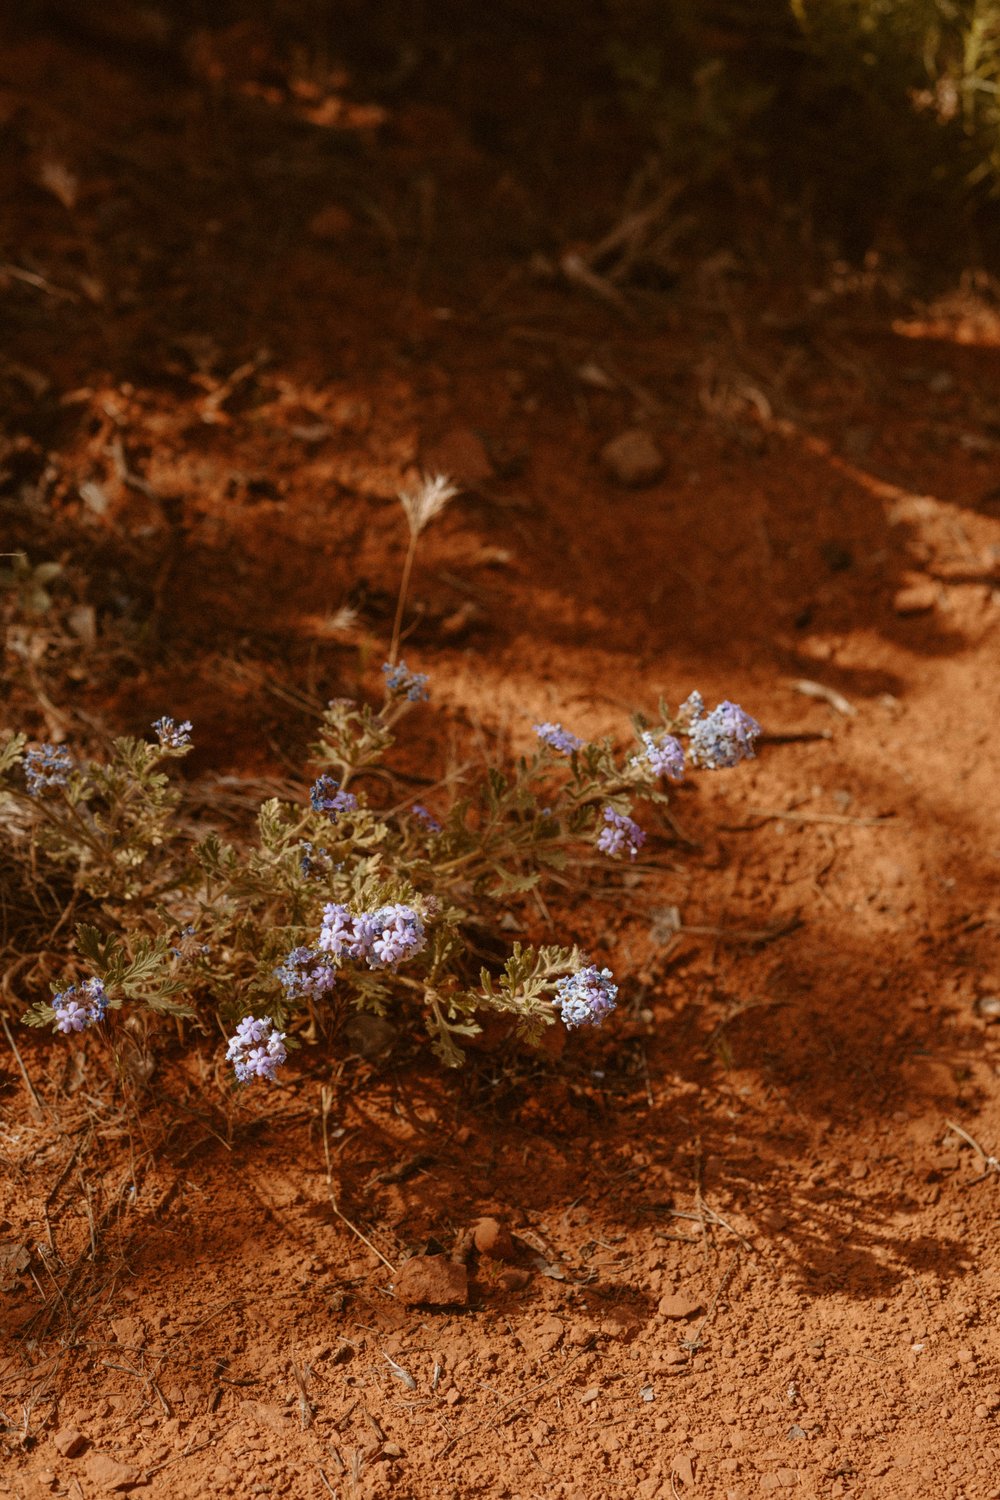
<box><xmin>310</xmin><ymin>774</ymin><xmax>358</xmax><ymax>821</ymax></box>
<box><xmin>318</xmin><ymin>900</ymin><xmax>425</xmax><ymax>969</ymax></box>
<box><xmin>24</xmin><ymin>743</ymin><xmax>73</xmax><ymax>795</ymax></box>
<box><xmin>688</xmin><ymin>700</ymin><xmax>761</xmax><ymax>770</ymax></box>
<box><xmin>533</xmin><ymin>721</ymin><xmax>584</xmax><ymax>755</ymax></box>
<box><xmin>152</xmin><ymin>717</ymin><xmax>193</xmax><ymax>750</ymax></box>
<box><xmin>596</xmin><ymin>806</ymin><xmax>646</xmax><ymax>861</ymax></box>
<box><xmin>368</xmin><ymin>905</ymin><xmax>425</xmax><ymax>968</ymax></box>
<box><xmin>382</xmin><ymin>660</ymin><xmax>429</xmax><ymax>702</ymax></box>
<box><xmin>273</xmin><ymin>946</ymin><xmax>338</xmax><ymax>1000</ymax></box>
<box><xmin>318</xmin><ymin>902</ymin><xmax>355</xmax><ymax>959</ymax></box>
<box><xmin>298</xmin><ymin>840</ymin><xmax>331</xmax><ymax>876</ymax></box>
<box><xmin>676</xmin><ymin>691</ymin><xmax>705</xmax><ymax>727</ymax></box>
<box><xmin>632</xmin><ymin>731</ymin><xmax>685</xmax><ymax>783</ymax></box>
<box><xmin>553</xmin><ymin>966</ymin><xmax>618</xmax><ymax>1029</ymax></box>
<box><xmin>411</xmin><ymin>803</ymin><xmax>442</xmax><ymax>832</ymax></box>
<box><xmin>52</xmin><ymin>977</ymin><xmax>107</xmax><ymax>1033</ymax></box>
<box><xmin>226</xmin><ymin>1015</ymin><xmax>287</xmax><ymax>1084</ymax></box>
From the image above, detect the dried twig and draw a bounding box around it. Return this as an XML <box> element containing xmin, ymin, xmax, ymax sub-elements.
<box><xmin>2</xmin><ymin>1016</ymin><xmax>45</xmax><ymax>1113</ymax></box>
<box><xmin>681</xmin><ymin>1254</ymin><xmax>741</xmax><ymax>1352</ymax></box>
<box><xmin>328</xmin><ymin>1193</ymin><xmax>396</xmax><ymax>1275</ymax></box>
<box><xmin>785</xmin><ymin>677</ymin><xmax>856</xmax><ymax>716</ymax></box>
<box><xmin>946</xmin><ymin>1119</ymin><xmax>1000</xmax><ymax>1186</ymax></box>
<box><xmin>435</xmin><ymin>1337</ymin><xmax>596</xmax><ymax>1456</ymax></box>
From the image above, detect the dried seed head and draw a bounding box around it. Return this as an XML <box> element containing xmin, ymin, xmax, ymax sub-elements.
<box><xmin>397</xmin><ymin>472</ymin><xmax>459</xmax><ymax>537</ymax></box>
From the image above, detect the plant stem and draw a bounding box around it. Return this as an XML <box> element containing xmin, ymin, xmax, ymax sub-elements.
<box><xmin>387</xmin><ymin>529</ymin><xmax>418</xmax><ymax>668</ymax></box>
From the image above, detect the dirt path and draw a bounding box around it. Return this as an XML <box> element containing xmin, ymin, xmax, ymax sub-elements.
<box><xmin>2</xmin><ymin>16</ymin><xmax>1000</xmax><ymax>1500</ymax></box>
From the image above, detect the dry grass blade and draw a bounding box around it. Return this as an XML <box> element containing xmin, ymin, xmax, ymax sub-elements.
<box><xmin>389</xmin><ymin>472</ymin><xmax>459</xmax><ymax>665</ymax></box>
<box><xmin>785</xmin><ymin>677</ymin><xmax>857</xmax><ymax>716</ymax></box>
<box><xmin>397</xmin><ymin>472</ymin><xmax>459</xmax><ymax>539</ymax></box>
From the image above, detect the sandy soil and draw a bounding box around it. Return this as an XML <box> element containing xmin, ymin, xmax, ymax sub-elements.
<box><xmin>2</xmin><ymin>12</ymin><xmax>1000</xmax><ymax>1500</ymax></box>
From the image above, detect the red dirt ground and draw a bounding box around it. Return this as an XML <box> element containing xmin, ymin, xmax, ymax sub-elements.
<box><xmin>2</xmin><ymin>12</ymin><xmax>1000</xmax><ymax>1500</ymax></box>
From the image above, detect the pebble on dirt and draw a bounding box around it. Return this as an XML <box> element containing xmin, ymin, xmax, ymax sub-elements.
<box><xmin>893</xmin><ymin>580</ymin><xmax>937</xmax><ymax>614</ymax></box>
<box><xmin>84</xmin><ymin>1453</ymin><xmax>140</xmax><ymax>1491</ymax></box>
<box><xmin>657</xmin><ymin>1291</ymin><xmax>702</xmax><ymax>1320</ymax></box>
<box><xmin>393</xmin><ymin>1254</ymin><xmax>469</xmax><ymax>1307</ymax></box>
<box><xmin>472</xmin><ymin>1215</ymin><xmax>516</xmax><ymax>1261</ymax></box>
<box><xmin>422</xmin><ymin>427</ymin><xmax>494</xmax><ymax>486</ymax></box>
<box><xmin>600</xmin><ymin>428</ymin><xmax>666</xmax><ymax>487</ymax></box>
<box><xmin>52</xmin><ymin>1429</ymin><xmax>87</xmax><ymax>1458</ymax></box>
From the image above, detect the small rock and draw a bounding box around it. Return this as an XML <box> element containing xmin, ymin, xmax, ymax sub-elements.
<box><xmin>893</xmin><ymin>581</ymin><xmax>937</xmax><ymax>615</ymax></box>
<box><xmin>308</xmin><ymin>204</ymin><xmax>354</xmax><ymax>240</ymax></box>
<box><xmin>382</xmin><ymin>1442</ymin><xmax>403</xmax><ymax>1458</ymax></box>
<box><xmin>343</xmin><ymin>1012</ymin><xmax>397</xmax><ymax>1059</ymax></box>
<box><xmin>498</xmin><ymin>1268</ymin><xmax>531</xmax><ymax>1292</ymax></box>
<box><xmin>580</xmin><ymin>1386</ymin><xmax>600</xmax><ymax>1405</ymax></box>
<box><xmin>472</xmin><ymin>1217</ymin><xmax>516</xmax><ymax>1262</ymax></box>
<box><xmin>534</xmin><ymin>1315</ymin><xmax>566</xmax><ymax>1353</ymax></box>
<box><xmin>53</xmin><ymin>1429</ymin><xmax>87</xmax><ymax>1458</ymax></box>
<box><xmin>84</xmin><ymin>1453</ymin><xmax>140</xmax><ymax>1491</ymax></box>
<box><xmin>849</xmin><ymin>1160</ymin><xmax>868</xmax><ymax>1180</ymax></box>
<box><xmin>423</xmin><ymin>428</ymin><xmax>493</xmax><ymax>487</ymax></box>
<box><xmin>658</xmin><ymin>1292</ymin><xmax>702</xmax><ymax>1320</ymax></box>
<box><xmin>393</xmin><ymin>1255</ymin><xmax>468</xmax><ymax>1307</ymax></box>
<box><xmin>672</xmin><ymin>1454</ymin><xmax>695</xmax><ymax>1487</ymax></box>
<box><xmin>600</xmin><ymin>429</ymin><xmax>665</xmax><ymax>487</ymax></box>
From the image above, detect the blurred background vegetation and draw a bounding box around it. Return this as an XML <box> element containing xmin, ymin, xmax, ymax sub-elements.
<box><xmin>29</xmin><ymin>0</ymin><xmax>1000</xmax><ymax>270</ymax></box>
<box><xmin>606</xmin><ymin>0</ymin><xmax>1000</xmax><ymax>259</ymax></box>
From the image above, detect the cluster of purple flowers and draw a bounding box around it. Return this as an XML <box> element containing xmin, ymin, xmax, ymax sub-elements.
<box><xmin>24</xmin><ymin>743</ymin><xmax>73</xmax><ymax>795</ymax></box>
<box><xmin>533</xmin><ymin>722</ymin><xmax>584</xmax><ymax>755</ymax></box>
<box><xmin>677</xmin><ymin>690</ymin><xmax>705</xmax><ymax>726</ymax></box>
<box><xmin>687</xmin><ymin>699</ymin><xmax>761</xmax><ymax>770</ymax></box>
<box><xmin>298</xmin><ymin>840</ymin><xmax>331</xmax><ymax>877</ymax></box>
<box><xmin>152</xmin><ymin>717</ymin><xmax>193</xmax><ymax>750</ymax></box>
<box><xmin>226</xmin><ymin>1015</ymin><xmax>287</xmax><ymax>1084</ymax></box>
<box><xmin>52</xmin><ymin>977</ymin><xmax>108</xmax><ymax>1033</ymax></box>
<box><xmin>273</xmin><ymin>946</ymin><xmax>338</xmax><ymax>1000</ymax></box>
<box><xmin>411</xmin><ymin>803</ymin><xmax>442</xmax><ymax>832</ymax></box>
<box><xmin>632</xmin><ymin>730</ymin><xmax>685</xmax><ymax>783</ymax></box>
<box><xmin>553</xmin><ymin>966</ymin><xmax>618</xmax><ymax>1029</ymax></box>
<box><xmin>382</xmin><ymin>660</ymin><xmax>429</xmax><ymax>702</ymax></box>
<box><xmin>319</xmin><ymin>901</ymin><xmax>426</xmax><ymax>970</ymax></box>
<box><xmin>310</xmin><ymin>775</ymin><xmax>359</xmax><ymax>821</ymax></box>
<box><xmin>596</xmin><ymin>806</ymin><xmax>646</xmax><ymax>861</ymax></box>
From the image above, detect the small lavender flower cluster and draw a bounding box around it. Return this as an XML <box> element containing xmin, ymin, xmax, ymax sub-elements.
<box><xmin>411</xmin><ymin>803</ymin><xmax>442</xmax><ymax>832</ymax></box>
<box><xmin>298</xmin><ymin>840</ymin><xmax>331</xmax><ymax>876</ymax></box>
<box><xmin>152</xmin><ymin>717</ymin><xmax>193</xmax><ymax>750</ymax></box>
<box><xmin>226</xmin><ymin>1015</ymin><xmax>287</xmax><ymax>1083</ymax></box>
<box><xmin>24</xmin><ymin>743</ymin><xmax>73</xmax><ymax>795</ymax></box>
<box><xmin>273</xmin><ymin>946</ymin><xmax>338</xmax><ymax>1000</ymax></box>
<box><xmin>687</xmin><ymin>699</ymin><xmax>761</xmax><ymax>770</ymax></box>
<box><xmin>534</xmin><ymin>722</ymin><xmax>584</xmax><ymax>755</ymax></box>
<box><xmin>553</xmin><ymin>966</ymin><xmax>618</xmax><ymax>1029</ymax></box>
<box><xmin>632</xmin><ymin>730</ymin><xmax>685</xmax><ymax>783</ymax></box>
<box><xmin>52</xmin><ymin>977</ymin><xmax>108</xmax><ymax>1033</ymax></box>
<box><xmin>319</xmin><ymin>901</ymin><xmax>426</xmax><ymax>970</ymax></box>
<box><xmin>596</xmin><ymin>806</ymin><xmax>646</xmax><ymax>861</ymax></box>
<box><xmin>310</xmin><ymin>775</ymin><xmax>358</xmax><ymax>821</ymax></box>
<box><xmin>382</xmin><ymin>660</ymin><xmax>429</xmax><ymax>702</ymax></box>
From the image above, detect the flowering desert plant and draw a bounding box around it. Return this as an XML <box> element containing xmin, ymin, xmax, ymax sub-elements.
<box><xmin>0</xmin><ymin>476</ymin><xmax>762</xmax><ymax>1086</ymax></box>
